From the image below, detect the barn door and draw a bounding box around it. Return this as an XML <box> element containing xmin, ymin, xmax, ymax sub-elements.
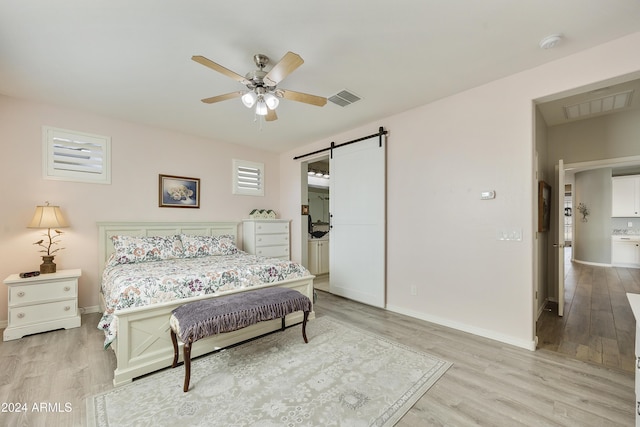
<box><xmin>329</xmin><ymin>136</ymin><xmax>386</xmax><ymax>307</ymax></box>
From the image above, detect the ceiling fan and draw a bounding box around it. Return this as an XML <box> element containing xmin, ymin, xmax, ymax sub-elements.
<box><xmin>192</xmin><ymin>51</ymin><xmax>327</xmax><ymax>121</ymax></box>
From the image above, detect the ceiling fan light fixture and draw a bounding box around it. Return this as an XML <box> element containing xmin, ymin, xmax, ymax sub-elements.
<box><xmin>241</xmin><ymin>92</ymin><xmax>257</xmax><ymax>108</ymax></box>
<box><xmin>264</xmin><ymin>93</ymin><xmax>279</xmax><ymax>110</ymax></box>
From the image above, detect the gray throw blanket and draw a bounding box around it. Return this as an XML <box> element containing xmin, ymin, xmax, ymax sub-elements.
<box><xmin>171</xmin><ymin>287</ymin><xmax>311</xmax><ymax>343</ymax></box>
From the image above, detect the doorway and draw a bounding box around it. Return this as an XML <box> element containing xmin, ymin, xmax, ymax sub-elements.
<box><xmin>534</xmin><ymin>71</ymin><xmax>640</xmax><ymax>356</ymax></box>
<box><xmin>307</xmin><ymin>157</ymin><xmax>331</xmax><ymax>292</ymax></box>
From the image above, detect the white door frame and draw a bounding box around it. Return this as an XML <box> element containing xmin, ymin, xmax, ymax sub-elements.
<box><xmin>555</xmin><ymin>160</ymin><xmax>565</xmax><ymax>316</ymax></box>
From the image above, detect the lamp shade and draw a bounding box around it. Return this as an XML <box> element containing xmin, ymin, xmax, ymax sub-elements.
<box><xmin>255</xmin><ymin>99</ymin><xmax>268</xmax><ymax>116</ymax></box>
<box><xmin>28</xmin><ymin>205</ymin><xmax>68</xmax><ymax>229</ymax></box>
<box><xmin>263</xmin><ymin>93</ymin><xmax>279</xmax><ymax>110</ymax></box>
<box><xmin>241</xmin><ymin>92</ymin><xmax>257</xmax><ymax>108</ymax></box>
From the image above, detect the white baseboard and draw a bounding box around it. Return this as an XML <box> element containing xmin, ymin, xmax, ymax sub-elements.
<box><xmin>386</xmin><ymin>304</ymin><xmax>537</xmax><ymax>351</ymax></box>
<box><xmin>80</xmin><ymin>305</ymin><xmax>101</xmax><ymax>314</ymax></box>
<box><xmin>573</xmin><ymin>259</ymin><xmax>611</xmax><ymax>268</ymax></box>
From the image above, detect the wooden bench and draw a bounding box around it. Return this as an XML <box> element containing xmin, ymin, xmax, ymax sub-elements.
<box><xmin>169</xmin><ymin>286</ymin><xmax>312</xmax><ymax>392</ymax></box>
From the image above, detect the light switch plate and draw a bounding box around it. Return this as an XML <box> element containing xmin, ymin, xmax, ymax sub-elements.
<box><xmin>498</xmin><ymin>229</ymin><xmax>523</xmax><ymax>241</ymax></box>
<box><xmin>481</xmin><ymin>190</ymin><xmax>496</xmax><ymax>200</ymax></box>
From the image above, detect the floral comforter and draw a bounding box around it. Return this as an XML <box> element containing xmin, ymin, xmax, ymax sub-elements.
<box><xmin>98</xmin><ymin>253</ymin><xmax>311</xmax><ymax>348</ymax></box>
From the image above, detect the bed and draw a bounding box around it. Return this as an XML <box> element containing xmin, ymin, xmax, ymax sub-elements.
<box><xmin>97</xmin><ymin>221</ymin><xmax>315</xmax><ymax>386</ymax></box>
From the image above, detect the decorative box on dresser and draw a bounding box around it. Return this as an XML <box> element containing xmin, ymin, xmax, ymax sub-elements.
<box><xmin>3</xmin><ymin>269</ymin><xmax>81</xmax><ymax>341</ymax></box>
<box><xmin>627</xmin><ymin>293</ymin><xmax>640</xmax><ymax>426</ymax></box>
<box><xmin>242</xmin><ymin>219</ymin><xmax>290</xmax><ymax>260</ymax></box>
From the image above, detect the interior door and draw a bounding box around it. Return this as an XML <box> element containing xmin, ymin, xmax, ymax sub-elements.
<box><xmin>329</xmin><ymin>136</ymin><xmax>386</xmax><ymax>307</ymax></box>
<box><xmin>555</xmin><ymin>159</ymin><xmax>565</xmax><ymax>316</ymax></box>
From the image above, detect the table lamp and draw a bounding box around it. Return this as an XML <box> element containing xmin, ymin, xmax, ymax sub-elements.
<box><xmin>28</xmin><ymin>202</ymin><xmax>69</xmax><ymax>273</ymax></box>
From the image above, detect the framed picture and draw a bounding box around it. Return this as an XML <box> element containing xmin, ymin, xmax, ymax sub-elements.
<box><xmin>159</xmin><ymin>174</ymin><xmax>200</xmax><ymax>208</ymax></box>
<box><xmin>538</xmin><ymin>181</ymin><xmax>551</xmax><ymax>232</ymax></box>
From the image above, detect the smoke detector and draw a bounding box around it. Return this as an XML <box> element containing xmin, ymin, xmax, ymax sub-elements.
<box><xmin>539</xmin><ymin>34</ymin><xmax>562</xmax><ymax>49</ymax></box>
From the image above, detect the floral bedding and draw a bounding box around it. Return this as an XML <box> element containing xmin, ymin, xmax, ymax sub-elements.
<box><xmin>98</xmin><ymin>252</ymin><xmax>311</xmax><ymax>349</ymax></box>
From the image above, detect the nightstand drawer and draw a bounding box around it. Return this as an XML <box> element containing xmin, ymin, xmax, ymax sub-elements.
<box><xmin>255</xmin><ymin>245</ymin><xmax>289</xmax><ymax>258</ymax></box>
<box><xmin>9</xmin><ymin>299</ymin><xmax>77</xmax><ymax>326</ymax></box>
<box><xmin>255</xmin><ymin>234</ymin><xmax>289</xmax><ymax>246</ymax></box>
<box><xmin>255</xmin><ymin>222</ymin><xmax>289</xmax><ymax>234</ymax></box>
<box><xmin>9</xmin><ymin>279</ymin><xmax>77</xmax><ymax>305</ymax></box>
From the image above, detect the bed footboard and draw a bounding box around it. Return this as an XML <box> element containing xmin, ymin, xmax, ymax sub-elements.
<box><xmin>108</xmin><ymin>277</ymin><xmax>315</xmax><ymax>386</ymax></box>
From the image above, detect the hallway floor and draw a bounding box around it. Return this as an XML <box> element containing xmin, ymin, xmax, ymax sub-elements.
<box><xmin>537</xmin><ymin>247</ymin><xmax>640</xmax><ymax>373</ymax></box>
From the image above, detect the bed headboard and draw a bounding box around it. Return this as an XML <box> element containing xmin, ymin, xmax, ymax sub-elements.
<box><xmin>97</xmin><ymin>221</ymin><xmax>239</xmax><ymax>275</ymax></box>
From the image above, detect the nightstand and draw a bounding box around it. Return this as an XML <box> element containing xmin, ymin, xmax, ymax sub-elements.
<box><xmin>3</xmin><ymin>269</ymin><xmax>81</xmax><ymax>341</ymax></box>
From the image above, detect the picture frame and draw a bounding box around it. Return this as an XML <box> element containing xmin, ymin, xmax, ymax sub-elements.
<box><xmin>538</xmin><ymin>181</ymin><xmax>551</xmax><ymax>232</ymax></box>
<box><xmin>159</xmin><ymin>174</ymin><xmax>200</xmax><ymax>208</ymax></box>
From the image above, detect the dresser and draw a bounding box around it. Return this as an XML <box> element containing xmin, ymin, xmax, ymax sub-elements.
<box><xmin>627</xmin><ymin>293</ymin><xmax>640</xmax><ymax>426</ymax></box>
<box><xmin>3</xmin><ymin>269</ymin><xmax>82</xmax><ymax>341</ymax></box>
<box><xmin>242</xmin><ymin>219</ymin><xmax>290</xmax><ymax>260</ymax></box>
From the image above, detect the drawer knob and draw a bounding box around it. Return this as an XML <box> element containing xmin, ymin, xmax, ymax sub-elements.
<box><xmin>258</xmin><ymin>238</ymin><xmax>262</xmax><ymax>241</ymax></box>
<box><xmin>17</xmin><ymin>313</ymin><xmax>25</xmax><ymax>319</ymax></box>
<box><xmin>64</xmin><ymin>286</ymin><xmax>71</xmax><ymax>292</ymax></box>
<box><xmin>64</xmin><ymin>306</ymin><xmax>71</xmax><ymax>311</ymax></box>
<box><xmin>17</xmin><ymin>291</ymin><xmax>25</xmax><ymax>297</ymax></box>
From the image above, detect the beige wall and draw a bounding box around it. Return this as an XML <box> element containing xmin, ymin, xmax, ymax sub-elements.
<box><xmin>0</xmin><ymin>96</ymin><xmax>281</xmax><ymax>322</ymax></box>
<box><xmin>281</xmin><ymin>31</ymin><xmax>640</xmax><ymax>349</ymax></box>
<box><xmin>548</xmin><ymin>108</ymin><xmax>640</xmax><ymax>164</ymax></box>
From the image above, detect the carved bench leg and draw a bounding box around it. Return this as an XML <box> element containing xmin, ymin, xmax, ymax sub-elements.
<box><xmin>170</xmin><ymin>329</ymin><xmax>179</xmax><ymax>368</ymax></box>
<box><xmin>302</xmin><ymin>310</ymin><xmax>309</xmax><ymax>343</ymax></box>
<box><xmin>183</xmin><ymin>339</ymin><xmax>192</xmax><ymax>392</ymax></box>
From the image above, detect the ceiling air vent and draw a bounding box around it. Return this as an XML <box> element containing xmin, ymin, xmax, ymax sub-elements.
<box><xmin>563</xmin><ymin>90</ymin><xmax>633</xmax><ymax>120</ymax></box>
<box><xmin>328</xmin><ymin>89</ymin><xmax>361</xmax><ymax>107</ymax></box>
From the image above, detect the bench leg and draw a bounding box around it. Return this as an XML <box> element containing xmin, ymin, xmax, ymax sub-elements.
<box><xmin>170</xmin><ymin>329</ymin><xmax>179</xmax><ymax>368</ymax></box>
<box><xmin>183</xmin><ymin>339</ymin><xmax>192</xmax><ymax>392</ymax></box>
<box><xmin>302</xmin><ymin>311</ymin><xmax>309</xmax><ymax>343</ymax></box>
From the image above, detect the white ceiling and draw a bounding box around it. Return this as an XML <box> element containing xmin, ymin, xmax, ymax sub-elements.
<box><xmin>2</xmin><ymin>1</ymin><xmax>640</xmax><ymax>153</ymax></box>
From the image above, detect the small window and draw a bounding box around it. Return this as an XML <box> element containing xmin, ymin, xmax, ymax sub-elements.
<box><xmin>232</xmin><ymin>159</ymin><xmax>264</xmax><ymax>196</ymax></box>
<box><xmin>43</xmin><ymin>126</ymin><xmax>111</xmax><ymax>184</ymax></box>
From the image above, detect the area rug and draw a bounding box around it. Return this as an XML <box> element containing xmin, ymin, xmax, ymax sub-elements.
<box><xmin>87</xmin><ymin>316</ymin><xmax>451</xmax><ymax>426</ymax></box>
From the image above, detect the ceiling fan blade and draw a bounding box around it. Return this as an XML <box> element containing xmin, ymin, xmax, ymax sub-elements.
<box><xmin>201</xmin><ymin>91</ymin><xmax>243</xmax><ymax>104</ymax></box>
<box><xmin>192</xmin><ymin>55</ymin><xmax>251</xmax><ymax>86</ymax></box>
<box><xmin>263</xmin><ymin>51</ymin><xmax>304</xmax><ymax>86</ymax></box>
<box><xmin>280</xmin><ymin>89</ymin><xmax>327</xmax><ymax>107</ymax></box>
<box><xmin>265</xmin><ymin>108</ymin><xmax>278</xmax><ymax>121</ymax></box>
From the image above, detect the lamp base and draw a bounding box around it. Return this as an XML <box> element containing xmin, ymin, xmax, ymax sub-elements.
<box><xmin>40</xmin><ymin>256</ymin><xmax>56</xmax><ymax>274</ymax></box>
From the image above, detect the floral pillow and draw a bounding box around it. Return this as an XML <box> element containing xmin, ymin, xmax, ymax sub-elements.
<box><xmin>180</xmin><ymin>234</ymin><xmax>239</xmax><ymax>258</ymax></box>
<box><xmin>110</xmin><ymin>235</ymin><xmax>184</xmax><ymax>265</ymax></box>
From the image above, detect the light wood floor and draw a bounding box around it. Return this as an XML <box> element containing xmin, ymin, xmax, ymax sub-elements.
<box><xmin>0</xmin><ymin>286</ymin><xmax>635</xmax><ymax>426</ymax></box>
<box><xmin>537</xmin><ymin>247</ymin><xmax>640</xmax><ymax>373</ymax></box>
